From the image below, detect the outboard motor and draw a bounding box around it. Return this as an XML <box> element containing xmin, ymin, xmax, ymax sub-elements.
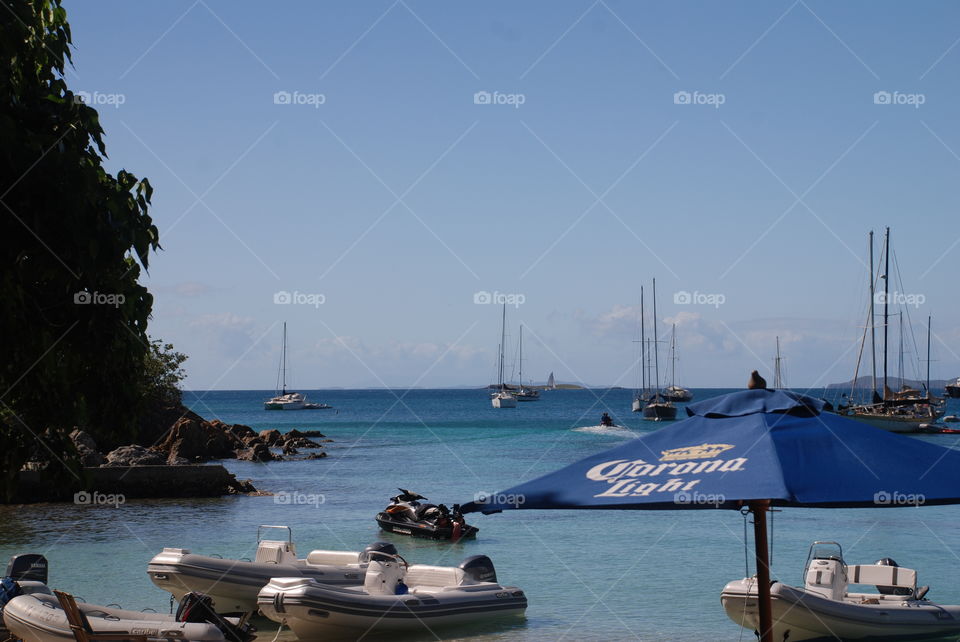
<box><xmin>875</xmin><ymin>558</ymin><xmax>913</xmax><ymax>596</ymax></box>
<box><xmin>361</xmin><ymin>541</ymin><xmax>399</xmax><ymax>563</ymax></box>
<box><xmin>5</xmin><ymin>554</ymin><xmax>48</xmax><ymax>584</ymax></box>
<box><xmin>459</xmin><ymin>555</ymin><xmax>498</xmax><ymax>584</ymax></box>
<box><xmin>176</xmin><ymin>592</ymin><xmax>255</xmax><ymax>642</ymax></box>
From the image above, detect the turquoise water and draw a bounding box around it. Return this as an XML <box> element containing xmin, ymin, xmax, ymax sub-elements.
<box><xmin>4</xmin><ymin>388</ymin><xmax>960</xmax><ymax>641</ymax></box>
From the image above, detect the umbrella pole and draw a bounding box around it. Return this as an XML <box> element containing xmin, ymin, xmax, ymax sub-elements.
<box><xmin>751</xmin><ymin>500</ymin><xmax>773</xmax><ymax>642</ymax></box>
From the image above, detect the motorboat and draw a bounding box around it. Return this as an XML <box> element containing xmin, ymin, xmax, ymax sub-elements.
<box><xmin>2</xmin><ymin>554</ymin><xmax>252</xmax><ymax>642</ymax></box>
<box><xmin>945</xmin><ymin>377</ymin><xmax>960</xmax><ymax>398</ymax></box>
<box><xmin>148</xmin><ymin>525</ymin><xmax>391</xmax><ymax>613</ymax></box>
<box><xmin>257</xmin><ymin>548</ymin><xmax>526</xmax><ymax>637</ymax></box>
<box><xmin>376</xmin><ymin>489</ymin><xmax>478</xmax><ymax>540</ymax></box>
<box><xmin>721</xmin><ymin>540</ymin><xmax>960</xmax><ymax>641</ymax></box>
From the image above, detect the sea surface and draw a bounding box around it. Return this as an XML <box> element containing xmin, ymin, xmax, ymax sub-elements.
<box><xmin>4</xmin><ymin>388</ymin><xmax>960</xmax><ymax>641</ymax></box>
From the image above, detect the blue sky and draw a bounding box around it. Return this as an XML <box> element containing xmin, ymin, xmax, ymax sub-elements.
<box><xmin>66</xmin><ymin>1</ymin><xmax>960</xmax><ymax>389</ymax></box>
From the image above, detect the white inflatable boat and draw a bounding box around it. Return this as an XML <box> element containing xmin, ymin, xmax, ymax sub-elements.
<box><xmin>721</xmin><ymin>541</ymin><xmax>960</xmax><ymax>641</ymax></box>
<box><xmin>257</xmin><ymin>550</ymin><xmax>527</xmax><ymax>637</ymax></box>
<box><xmin>4</xmin><ymin>592</ymin><xmax>236</xmax><ymax>642</ymax></box>
<box><xmin>149</xmin><ymin>525</ymin><xmax>390</xmax><ymax>613</ymax></box>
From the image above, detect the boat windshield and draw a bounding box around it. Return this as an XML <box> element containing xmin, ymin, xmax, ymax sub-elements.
<box><xmin>803</xmin><ymin>541</ymin><xmax>844</xmax><ymax>583</ymax></box>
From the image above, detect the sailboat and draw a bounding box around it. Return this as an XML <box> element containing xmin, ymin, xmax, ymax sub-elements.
<box><xmin>843</xmin><ymin>228</ymin><xmax>942</xmax><ymax>432</ymax></box>
<box><xmin>514</xmin><ymin>325</ymin><xmax>540</xmax><ymax>401</ymax></box>
<box><xmin>662</xmin><ymin>324</ymin><xmax>693</xmax><ymax>402</ymax></box>
<box><xmin>264</xmin><ymin>323</ymin><xmax>329</xmax><ymax>410</ymax></box>
<box><xmin>773</xmin><ymin>336</ymin><xmax>784</xmax><ymax>390</ymax></box>
<box><xmin>491</xmin><ymin>304</ymin><xmax>517</xmax><ymax>408</ymax></box>
<box><xmin>643</xmin><ymin>279</ymin><xmax>677</xmax><ymax>421</ymax></box>
<box><xmin>632</xmin><ymin>286</ymin><xmax>648</xmax><ymax>413</ymax></box>
<box><xmin>546</xmin><ymin>372</ymin><xmax>557</xmax><ymax>391</ymax></box>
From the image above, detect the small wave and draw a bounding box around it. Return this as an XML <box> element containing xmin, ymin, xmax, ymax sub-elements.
<box><xmin>573</xmin><ymin>424</ymin><xmax>637</xmax><ymax>437</ymax></box>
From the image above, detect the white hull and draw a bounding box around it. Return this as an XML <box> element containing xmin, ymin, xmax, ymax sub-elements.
<box><xmin>5</xmin><ymin>592</ymin><xmax>229</xmax><ymax>642</ymax></box>
<box><xmin>722</xmin><ymin>578</ymin><xmax>960</xmax><ymax>641</ymax></box>
<box><xmin>258</xmin><ymin>576</ymin><xmax>526</xmax><ymax>637</ymax></box>
<box><xmin>148</xmin><ymin>546</ymin><xmax>368</xmax><ymax>613</ymax></box>
<box><xmin>491</xmin><ymin>392</ymin><xmax>517</xmax><ymax>408</ymax></box>
<box><xmin>631</xmin><ymin>398</ymin><xmax>643</xmax><ymax>413</ymax></box>
<box><xmin>264</xmin><ymin>401</ymin><xmax>305</xmax><ymax>410</ymax></box>
<box><xmin>848</xmin><ymin>413</ymin><xmax>932</xmax><ymax>433</ymax></box>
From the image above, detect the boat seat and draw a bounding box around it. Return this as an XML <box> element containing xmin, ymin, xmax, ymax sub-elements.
<box><xmin>405</xmin><ymin>565</ymin><xmax>464</xmax><ymax>588</ymax></box>
<box><xmin>255</xmin><ymin>541</ymin><xmax>296</xmax><ymax>564</ymax></box>
<box><xmin>306</xmin><ymin>550</ymin><xmax>361</xmax><ymax>566</ymax></box>
<box><xmin>848</xmin><ymin>565</ymin><xmax>917</xmax><ymax>590</ymax></box>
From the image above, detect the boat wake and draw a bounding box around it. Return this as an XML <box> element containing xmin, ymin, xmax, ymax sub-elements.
<box><xmin>573</xmin><ymin>424</ymin><xmax>637</xmax><ymax>437</ymax></box>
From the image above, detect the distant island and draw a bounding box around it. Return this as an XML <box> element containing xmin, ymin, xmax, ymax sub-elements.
<box><xmin>827</xmin><ymin>376</ymin><xmax>954</xmax><ymax>390</ymax></box>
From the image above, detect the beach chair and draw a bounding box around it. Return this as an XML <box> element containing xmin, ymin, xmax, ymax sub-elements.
<box><xmin>53</xmin><ymin>590</ymin><xmax>150</xmax><ymax>642</ymax></box>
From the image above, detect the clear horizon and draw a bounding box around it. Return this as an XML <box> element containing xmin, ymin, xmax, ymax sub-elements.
<box><xmin>67</xmin><ymin>2</ymin><xmax>960</xmax><ymax>389</ymax></box>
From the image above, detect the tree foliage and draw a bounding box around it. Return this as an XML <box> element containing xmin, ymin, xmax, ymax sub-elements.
<box><xmin>0</xmin><ymin>0</ymin><xmax>161</xmax><ymax>499</ymax></box>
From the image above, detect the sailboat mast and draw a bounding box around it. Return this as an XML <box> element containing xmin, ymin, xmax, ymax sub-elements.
<box><xmin>670</xmin><ymin>324</ymin><xmax>677</xmax><ymax>389</ymax></box>
<box><xmin>518</xmin><ymin>325</ymin><xmax>523</xmax><ymax>388</ymax></box>
<box><xmin>774</xmin><ymin>336</ymin><xmax>782</xmax><ymax>390</ymax></box>
<box><xmin>652</xmin><ymin>278</ymin><xmax>661</xmax><ymax>394</ymax></box>
<box><xmin>281</xmin><ymin>321</ymin><xmax>287</xmax><ymax>395</ymax></box>
<box><xmin>640</xmin><ymin>286</ymin><xmax>646</xmax><ymax>395</ymax></box>
<box><xmin>926</xmin><ymin>315</ymin><xmax>932</xmax><ymax>395</ymax></box>
<box><xmin>898</xmin><ymin>311</ymin><xmax>904</xmax><ymax>387</ymax></box>
<box><xmin>498</xmin><ymin>304</ymin><xmax>506</xmax><ymax>390</ymax></box>
<box><xmin>882</xmin><ymin>227</ymin><xmax>890</xmax><ymax>398</ymax></box>
<box><xmin>869</xmin><ymin>231</ymin><xmax>877</xmax><ymax>397</ymax></box>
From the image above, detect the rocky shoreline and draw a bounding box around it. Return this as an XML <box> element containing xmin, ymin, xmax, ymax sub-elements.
<box><xmin>10</xmin><ymin>415</ymin><xmax>333</xmax><ymax>505</ymax></box>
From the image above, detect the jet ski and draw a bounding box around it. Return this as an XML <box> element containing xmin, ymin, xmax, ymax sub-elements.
<box><xmin>599</xmin><ymin>412</ymin><xmax>615</xmax><ymax>427</ymax></box>
<box><xmin>257</xmin><ymin>547</ymin><xmax>526</xmax><ymax>637</ymax></box>
<box><xmin>2</xmin><ymin>554</ymin><xmax>253</xmax><ymax>642</ymax></box>
<box><xmin>375</xmin><ymin>489</ymin><xmax>478</xmax><ymax>540</ymax></box>
<box><xmin>149</xmin><ymin>525</ymin><xmax>396</xmax><ymax>613</ymax></box>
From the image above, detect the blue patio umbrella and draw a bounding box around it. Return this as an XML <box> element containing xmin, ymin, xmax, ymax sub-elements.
<box><xmin>461</xmin><ymin>388</ymin><xmax>960</xmax><ymax>642</ymax></box>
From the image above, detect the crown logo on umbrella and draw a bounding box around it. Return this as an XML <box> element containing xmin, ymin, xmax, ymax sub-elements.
<box><xmin>660</xmin><ymin>443</ymin><xmax>735</xmax><ymax>462</ymax></box>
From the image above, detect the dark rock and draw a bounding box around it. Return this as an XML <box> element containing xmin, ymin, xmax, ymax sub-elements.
<box><xmin>283</xmin><ymin>434</ymin><xmax>322</xmax><ymax>449</ymax></box>
<box><xmin>227</xmin><ymin>478</ymin><xmax>259</xmax><ymax>494</ymax></box>
<box><xmin>103</xmin><ymin>445</ymin><xmax>166</xmax><ymax>467</ymax></box>
<box><xmin>259</xmin><ymin>429</ymin><xmax>283</xmax><ymax>446</ymax></box>
<box><xmin>237</xmin><ymin>443</ymin><xmax>274</xmax><ymax>462</ymax></box>
<box><xmin>282</xmin><ymin>443</ymin><xmax>298</xmax><ymax>456</ymax></box>
<box><xmin>303</xmin><ymin>452</ymin><xmax>328</xmax><ymax>459</ymax></box>
<box><xmin>227</xmin><ymin>423</ymin><xmax>259</xmax><ymax>445</ymax></box>
<box><xmin>70</xmin><ymin>429</ymin><xmax>104</xmax><ymax>467</ymax></box>
<box><xmin>295</xmin><ymin>430</ymin><xmax>325</xmax><ymax>438</ymax></box>
<box><xmin>156</xmin><ymin>418</ymin><xmax>240</xmax><ymax>462</ymax></box>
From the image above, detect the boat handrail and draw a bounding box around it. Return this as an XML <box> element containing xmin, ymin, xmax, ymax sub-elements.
<box><xmin>258</xmin><ymin>525</ymin><xmax>293</xmax><ymax>543</ymax></box>
<box><xmin>803</xmin><ymin>540</ymin><xmax>845</xmax><ymax>585</ymax></box>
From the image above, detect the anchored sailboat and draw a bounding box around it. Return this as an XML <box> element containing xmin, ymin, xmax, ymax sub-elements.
<box><xmin>514</xmin><ymin>325</ymin><xmax>540</xmax><ymax>401</ymax></box>
<box><xmin>642</xmin><ymin>278</ymin><xmax>677</xmax><ymax>421</ymax></box>
<box><xmin>843</xmin><ymin>228</ymin><xmax>943</xmax><ymax>431</ymax></box>
<box><xmin>662</xmin><ymin>324</ymin><xmax>693</xmax><ymax>402</ymax></box>
<box><xmin>264</xmin><ymin>323</ymin><xmax>329</xmax><ymax>410</ymax></box>
<box><xmin>491</xmin><ymin>304</ymin><xmax>517</xmax><ymax>408</ymax></box>
<box><xmin>546</xmin><ymin>372</ymin><xmax>557</xmax><ymax>390</ymax></box>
